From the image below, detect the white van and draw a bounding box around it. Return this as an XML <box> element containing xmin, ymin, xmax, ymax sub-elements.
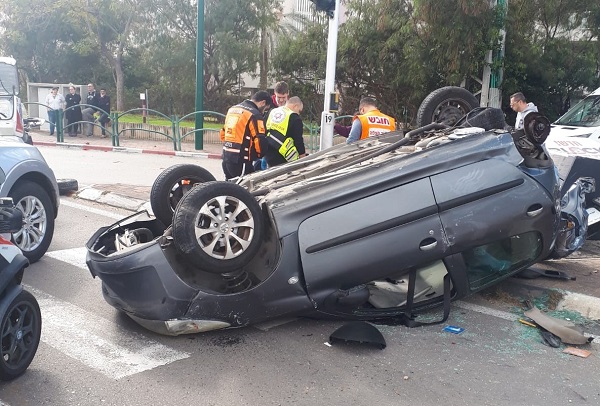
<box><xmin>549</xmin><ymin>87</ymin><xmax>600</xmax><ymax>141</ymax></box>
<box><xmin>0</xmin><ymin>56</ymin><xmax>25</xmax><ymax>139</ymax></box>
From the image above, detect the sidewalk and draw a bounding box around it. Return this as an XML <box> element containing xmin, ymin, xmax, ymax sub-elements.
<box><xmin>31</xmin><ymin>129</ymin><xmax>223</xmax><ymax>159</ymax></box>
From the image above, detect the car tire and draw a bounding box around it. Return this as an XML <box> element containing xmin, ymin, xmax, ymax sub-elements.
<box><xmin>150</xmin><ymin>164</ymin><xmax>216</xmax><ymax>226</ymax></box>
<box><xmin>172</xmin><ymin>181</ymin><xmax>264</xmax><ymax>274</ymax></box>
<box><xmin>9</xmin><ymin>181</ymin><xmax>56</xmax><ymax>263</ymax></box>
<box><xmin>416</xmin><ymin>86</ymin><xmax>480</xmax><ymax>127</ymax></box>
<box><xmin>57</xmin><ymin>178</ymin><xmax>79</xmax><ymax>195</ymax></box>
<box><xmin>0</xmin><ymin>290</ymin><xmax>42</xmax><ymax>381</ymax></box>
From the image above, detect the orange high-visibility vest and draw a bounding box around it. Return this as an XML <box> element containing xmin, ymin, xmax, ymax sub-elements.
<box><xmin>354</xmin><ymin>109</ymin><xmax>396</xmax><ymax>140</ymax></box>
<box><xmin>220</xmin><ymin>100</ymin><xmax>265</xmax><ymax>164</ymax></box>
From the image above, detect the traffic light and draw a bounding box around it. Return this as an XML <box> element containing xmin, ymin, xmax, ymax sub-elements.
<box><xmin>310</xmin><ymin>0</ymin><xmax>335</xmax><ymax>19</ymax></box>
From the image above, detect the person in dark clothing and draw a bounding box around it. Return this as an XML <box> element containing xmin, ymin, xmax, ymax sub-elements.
<box><xmin>220</xmin><ymin>91</ymin><xmax>271</xmax><ymax>180</ymax></box>
<box><xmin>82</xmin><ymin>83</ymin><xmax>100</xmax><ymax>136</ymax></box>
<box><xmin>97</xmin><ymin>88</ymin><xmax>111</xmax><ymax>137</ymax></box>
<box><xmin>264</xmin><ymin>96</ymin><xmax>307</xmax><ymax>167</ymax></box>
<box><xmin>64</xmin><ymin>85</ymin><xmax>82</xmax><ymax>137</ymax></box>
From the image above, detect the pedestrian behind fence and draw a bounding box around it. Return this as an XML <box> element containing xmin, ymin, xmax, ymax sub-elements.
<box><xmin>82</xmin><ymin>83</ymin><xmax>100</xmax><ymax>137</ymax></box>
<box><xmin>44</xmin><ymin>87</ymin><xmax>65</xmax><ymax>136</ymax></box>
<box><xmin>64</xmin><ymin>85</ymin><xmax>82</xmax><ymax>137</ymax></box>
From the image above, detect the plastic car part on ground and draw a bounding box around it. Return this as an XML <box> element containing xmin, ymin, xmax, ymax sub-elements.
<box><xmin>523</xmin><ymin>304</ymin><xmax>593</xmax><ymax>345</ymax></box>
<box><xmin>329</xmin><ymin>321</ymin><xmax>386</xmax><ymax>350</ymax></box>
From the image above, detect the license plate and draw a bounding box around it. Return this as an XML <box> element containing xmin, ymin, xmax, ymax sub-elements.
<box><xmin>587</xmin><ymin>207</ymin><xmax>600</xmax><ymax>226</ymax></box>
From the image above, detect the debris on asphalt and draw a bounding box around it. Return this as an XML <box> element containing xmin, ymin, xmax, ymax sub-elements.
<box><xmin>540</xmin><ymin>331</ymin><xmax>562</xmax><ymax>348</ymax></box>
<box><xmin>518</xmin><ymin>318</ymin><xmax>538</xmax><ymax>328</ymax></box>
<box><xmin>329</xmin><ymin>321</ymin><xmax>387</xmax><ymax>350</ymax></box>
<box><xmin>524</xmin><ymin>304</ymin><xmax>593</xmax><ymax>345</ymax></box>
<box><xmin>515</xmin><ymin>267</ymin><xmax>576</xmax><ymax>281</ymax></box>
<box><xmin>442</xmin><ymin>325</ymin><xmax>465</xmax><ymax>335</ymax></box>
<box><xmin>562</xmin><ymin>347</ymin><xmax>591</xmax><ymax>358</ymax></box>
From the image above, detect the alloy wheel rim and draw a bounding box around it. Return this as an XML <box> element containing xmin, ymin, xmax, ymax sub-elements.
<box><xmin>1</xmin><ymin>301</ymin><xmax>37</xmax><ymax>368</ymax></box>
<box><xmin>13</xmin><ymin>196</ymin><xmax>47</xmax><ymax>252</ymax></box>
<box><xmin>194</xmin><ymin>195</ymin><xmax>255</xmax><ymax>259</ymax></box>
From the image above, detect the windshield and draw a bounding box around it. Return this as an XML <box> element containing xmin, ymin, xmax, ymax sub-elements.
<box><xmin>0</xmin><ymin>96</ymin><xmax>15</xmax><ymax>119</ymax></box>
<box><xmin>555</xmin><ymin>96</ymin><xmax>600</xmax><ymax>127</ymax></box>
<box><xmin>0</xmin><ymin>61</ymin><xmax>19</xmax><ymax>95</ymax></box>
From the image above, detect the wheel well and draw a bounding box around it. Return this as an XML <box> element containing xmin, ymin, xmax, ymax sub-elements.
<box><xmin>10</xmin><ymin>173</ymin><xmax>59</xmax><ymax>218</ymax></box>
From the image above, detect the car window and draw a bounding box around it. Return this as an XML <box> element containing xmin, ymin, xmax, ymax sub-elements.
<box><xmin>0</xmin><ymin>96</ymin><xmax>15</xmax><ymax>119</ymax></box>
<box><xmin>463</xmin><ymin>231</ymin><xmax>542</xmax><ymax>291</ymax></box>
<box><xmin>555</xmin><ymin>96</ymin><xmax>600</xmax><ymax>127</ymax></box>
<box><xmin>0</xmin><ymin>62</ymin><xmax>19</xmax><ymax>95</ymax></box>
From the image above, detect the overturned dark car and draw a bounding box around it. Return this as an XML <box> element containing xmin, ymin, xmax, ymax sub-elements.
<box><xmin>86</xmin><ymin>109</ymin><xmax>594</xmax><ymax>335</ymax></box>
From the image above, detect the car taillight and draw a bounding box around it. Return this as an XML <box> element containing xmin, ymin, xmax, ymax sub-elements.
<box><xmin>15</xmin><ymin>106</ymin><xmax>24</xmax><ymax>135</ymax></box>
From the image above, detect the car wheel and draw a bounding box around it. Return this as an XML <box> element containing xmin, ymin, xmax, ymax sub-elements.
<box><xmin>9</xmin><ymin>181</ymin><xmax>56</xmax><ymax>263</ymax></box>
<box><xmin>172</xmin><ymin>181</ymin><xmax>264</xmax><ymax>274</ymax></box>
<box><xmin>57</xmin><ymin>178</ymin><xmax>79</xmax><ymax>195</ymax></box>
<box><xmin>416</xmin><ymin>86</ymin><xmax>480</xmax><ymax>127</ymax></box>
<box><xmin>150</xmin><ymin>164</ymin><xmax>216</xmax><ymax>226</ymax></box>
<box><xmin>0</xmin><ymin>290</ymin><xmax>42</xmax><ymax>381</ymax></box>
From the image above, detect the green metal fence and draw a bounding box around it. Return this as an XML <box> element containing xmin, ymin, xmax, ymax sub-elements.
<box><xmin>24</xmin><ymin>102</ymin><xmax>353</xmax><ymax>153</ymax></box>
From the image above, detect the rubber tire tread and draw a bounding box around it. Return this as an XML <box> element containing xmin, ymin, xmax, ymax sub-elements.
<box><xmin>416</xmin><ymin>86</ymin><xmax>479</xmax><ymax>127</ymax></box>
<box><xmin>150</xmin><ymin>164</ymin><xmax>216</xmax><ymax>226</ymax></box>
<box><xmin>9</xmin><ymin>181</ymin><xmax>56</xmax><ymax>263</ymax></box>
<box><xmin>172</xmin><ymin>181</ymin><xmax>264</xmax><ymax>274</ymax></box>
<box><xmin>0</xmin><ymin>290</ymin><xmax>42</xmax><ymax>381</ymax></box>
<box><xmin>57</xmin><ymin>179</ymin><xmax>79</xmax><ymax>195</ymax></box>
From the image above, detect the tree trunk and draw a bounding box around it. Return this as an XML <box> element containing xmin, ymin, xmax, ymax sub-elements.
<box><xmin>114</xmin><ymin>51</ymin><xmax>125</xmax><ymax>111</ymax></box>
<box><xmin>259</xmin><ymin>28</ymin><xmax>268</xmax><ymax>89</ymax></box>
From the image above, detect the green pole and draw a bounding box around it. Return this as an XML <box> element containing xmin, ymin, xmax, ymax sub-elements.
<box><xmin>194</xmin><ymin>0</ymin><xmax>204</xmax><ymax>150</ymax></box>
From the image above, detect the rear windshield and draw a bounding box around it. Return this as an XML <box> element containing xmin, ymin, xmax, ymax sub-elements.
<box><xmin>0</xmin><ymin>62</ymin><xmax>19</xmax><ymax>95</ymax></box>
<box><xmin>555</xmin><ymin>96</ymin><xmax>600</xmax><ymax>127</ymax></box>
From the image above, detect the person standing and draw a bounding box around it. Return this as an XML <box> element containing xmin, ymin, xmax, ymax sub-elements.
<box><xmin>82</xmin><ymin>83</ymin><xmax>100</xmax><ymax>136</ymax></box>
<box><xmin>44</xmin><ymin>87</ymin><xmax>65</xmax><ymax>136</ymax></box>
<box><xmin>346</xmin><ymin>97</ymin><xmax>396</xmax><ymax>143</ymax></box>
<box><xmin>510</xmin><ymin>92</ymin><xmax>538</xmax><ymax>130</ymax></box>
<box><xmin>220</xmin><ymin>91</ymin><xmax>271</xmax><ymax>179</ymax></box>
<box><xmin>97</xmin><ymin>88</ymin><xmax>111</xmax><ymax>137</ymax></box>
<box><xmin>264</xmin><ymin>96</ymin><xmax>307</xmax><ymax>167</ymax></box>
<box><xmin>64</xmin><ymin>86</ymin><xmax>82</xmax><ymax>137</ymax></box>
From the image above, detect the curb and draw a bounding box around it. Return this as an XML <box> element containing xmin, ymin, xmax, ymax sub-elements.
<box><xmin>76</xmin><ymin>186</ymin><xmax>151</xmax><ymax>213</ymax></box>
<box><xmin>33</xmin><ymin>140</ymin><xmax>222</xmax><ymax>160</ymax></box>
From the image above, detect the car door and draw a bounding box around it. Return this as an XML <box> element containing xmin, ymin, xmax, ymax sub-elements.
<box><xmin>297</xmin><ymin>178</ymin><xmax>448</xmax><ymax>304</ymax></box>
<box><xmin>430</xmin><ymin>159</ymin><xmax>556</xmax><ymax>291</ymax></box>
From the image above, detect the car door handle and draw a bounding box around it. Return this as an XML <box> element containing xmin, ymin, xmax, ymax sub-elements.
<box><xmin>419</xmin><ymin>238</ymin><xmax>437</xmax><ymax>251</ymax></box>
<box><xmin>527</xmin><ymin>204</ymin><xmax>543</xmax><ymax>217</ymax></box>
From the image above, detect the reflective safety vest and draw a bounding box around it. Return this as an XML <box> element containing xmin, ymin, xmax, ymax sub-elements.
<box><xmin>220</xmin><ymin>100</ymin><xmax>265</xmax><ymax>164</ymax></box>
<box><xmin>266</xmin><ymin>106</ymin><xmax>299</xmax><ymax>162</ymax></box>
<box><xmin>354</xmin><ymin>109</ymin><xmax>396</xmax><ymax>140</ymax></box>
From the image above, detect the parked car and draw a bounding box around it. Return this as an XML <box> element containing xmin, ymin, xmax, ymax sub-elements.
<box><xmin>0</xmin><ymin>56</ymin><xmax>33</xmax><ymax>145</ymax></box>
<box><xmin>0</xmin><ymin>137</ymin><xmax>60</xmax><ymax>263</ymax></box>
<box><xmin>86</xmin><ymin>109</ymin><xmax>592</xmax><ymax>336</ymax></box>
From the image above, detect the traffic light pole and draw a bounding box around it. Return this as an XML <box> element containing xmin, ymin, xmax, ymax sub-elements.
<box><xmin>319</xmin><ymin>0</ymin><xmax>340</xmax><ymax>151</ymax></box>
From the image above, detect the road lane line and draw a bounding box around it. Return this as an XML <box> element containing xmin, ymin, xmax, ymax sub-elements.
<box><xmin>60</xmin><ymin>198</ymin><xmax>127</xmax><ymax>219</ymax></box>
<box><xmin>46</xmin><ymin>247</ymin><xmax>88</xmax><ymax>270</ymax></box>
<box><xmin>28</xmin><ymin>287</ymin><xmax>190</xmax><ymax>380</ymax></box>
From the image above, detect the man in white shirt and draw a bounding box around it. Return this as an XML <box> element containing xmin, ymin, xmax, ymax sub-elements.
<box><xmin>510</xmin><ymin>92</ymin><xmax>538</xmax><ymax>130</ymax></box>
<box><xmin>45</xmin><ymin>87</ymin><xmax>65</xmax><ymax>136</ymax></box>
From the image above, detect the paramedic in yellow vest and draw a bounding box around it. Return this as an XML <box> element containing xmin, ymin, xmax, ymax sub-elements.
<box><xmin>346</xmin><ymin>97</ymin><xmax>396</xmax><ymax>143</ymax></box>
<box><xmin>264</xmin><ymin>96</ymin><xmax>307</xmax><ymax>167</ymax></box>
<box><xmin>220</xmin><ymin>91</ymin><xmax>272</xmax><ymax>179</ymax></box>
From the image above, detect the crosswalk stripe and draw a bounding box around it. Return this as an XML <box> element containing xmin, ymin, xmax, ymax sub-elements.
<box><xmin>27</xmin><ymin>286</ymin><xmax>190</xmax><ymax>380</ymax></box>
<box><xmin>46</xmin><ymin>246</ymin><xmax>89</xmax><ymax>269</ymax></box>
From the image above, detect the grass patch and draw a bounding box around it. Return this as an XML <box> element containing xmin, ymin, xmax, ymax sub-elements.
<box><xmin>116</xmin><ymin>113</ymin><xmax>223</xmax><ymax>129</ymax></box>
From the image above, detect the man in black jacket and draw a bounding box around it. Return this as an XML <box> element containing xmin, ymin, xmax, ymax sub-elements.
<box><xmin>82</xmin><ymin>83</ymin><xmax>100</xmax><ymax>136</ymax></box>
<box><xmin>97</xmin><ymin>88</ymin><xmax>111</xmax><ymax>137</ymax></box>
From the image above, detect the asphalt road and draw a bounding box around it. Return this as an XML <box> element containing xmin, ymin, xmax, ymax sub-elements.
<box><xmin>0</xmin><ymin>146</ymin><xmax>598</xmax><ymax>406</ymax></box>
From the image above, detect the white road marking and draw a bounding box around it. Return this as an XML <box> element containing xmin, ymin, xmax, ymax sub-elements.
<box><xmin>60</xmin><ymin>198</ymin><xmax>126</xmax><ymax>219</ymax></box>
<box><xmin>46</xmin><ymin>247</ymin><xmax>88</xmax><ymax>269</ymax></box>
<box><xmin>27</xmin><ymin>286</ymin><xmax>190</xmax><ymax>380</ymax></box>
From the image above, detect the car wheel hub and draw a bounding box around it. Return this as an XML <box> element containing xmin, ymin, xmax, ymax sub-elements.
<box><xmin>13</xmin><ymin>196</ymin><xmax>47</xmax><ymax>252</ymax></box>
<box><xmin>194</xmin><ymin>195</ymin><xmax>255</xmax><ymax>260</ymax></box>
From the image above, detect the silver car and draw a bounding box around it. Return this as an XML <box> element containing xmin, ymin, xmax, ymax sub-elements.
<box><xmin>0</xmin><ymin>137</ymin><xmax>59</xmax><ymax>262</ymax></box>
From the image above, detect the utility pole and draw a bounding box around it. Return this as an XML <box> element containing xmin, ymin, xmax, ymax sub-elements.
<box><xmin>195</xmin><ymin>0</ymin><xmax>205</xmax><ymax>150</ymax></box>
<box><xmin>311</xmin><ymin>0</ymin><xmax>339</xmax><ymax>151</ymax></box>
<box><xmin>480</xmin><ymin>0</ymin><xmax>508</xmax><ymax>108</ymax></box>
